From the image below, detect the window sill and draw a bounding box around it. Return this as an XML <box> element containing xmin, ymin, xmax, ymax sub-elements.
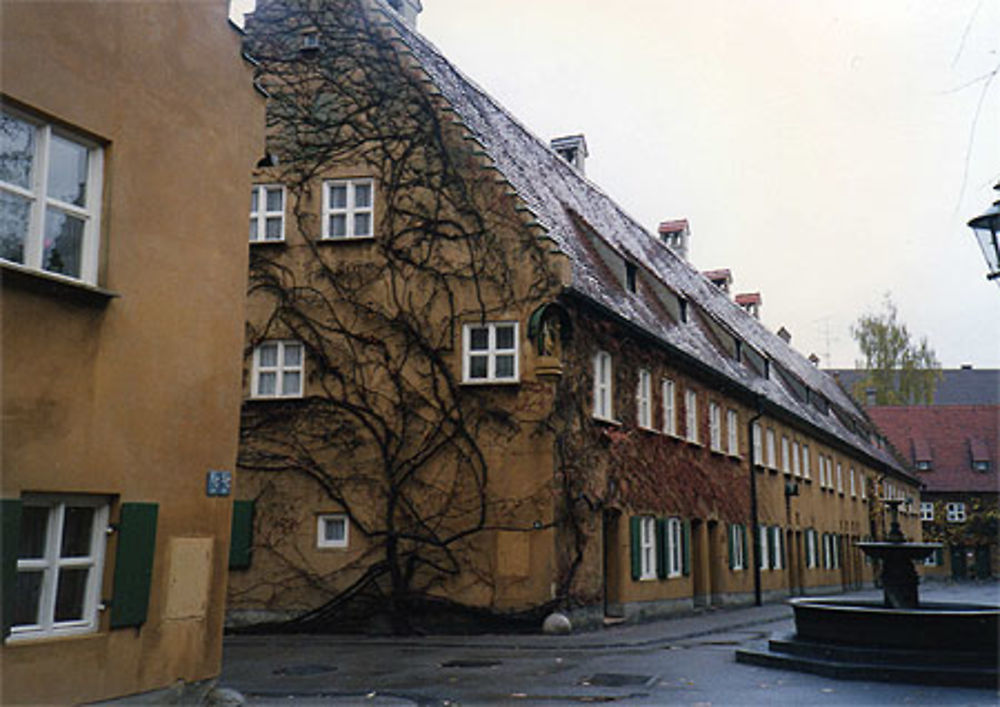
<box><xmin>319</xmin><ymin>235</ymin><xmax>376</xmax><ymax>244</ymax></box>
<box><xmin>637</xmin><ymin>425</ymin><xmax>658</xmax><ymax>434</ymax></box>
<box><xmin>709</xmin><ymin>447</ymin><xmax>726</xmax><ymax>457</ymax></box>
<box><xmin>727</xmin><ymin>453</ymin><xmax>742</xmax><ymax>461</ymax></box>
<box><xmin>685</xmin><ymin>439</ymin><xmax>703</xmax><ymax>448</ymax></box>
<box><xmin>461</xmin><ymin>378</ymin><xmax>521</xmax><ymax>386</ymax></box>
<box><xmin>1</xmin><ymin>261</ymin><xmax>118</xmax><ymax>306</ymax></box>
<box><xmin>250</xmin><ymin>239</ymin><xmax>286</xmax><ymax>246</ymax></box>
<box><xmin>593</xmin><ymin>416</ymin><xmax>622</xmax><ymax>427</ymax></box>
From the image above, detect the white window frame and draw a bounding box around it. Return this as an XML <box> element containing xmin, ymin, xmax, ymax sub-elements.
<box><xmin>849</xmin><ymin>467</ymin><xmax>856</xmax><ymax>498</ymax></box>
<box><xmin>666</xmin><ymin>517</ymin><xmax>683</xmax><ymax>578</ymax></box>
<box><xmin>823</xmin><ymin>533</ymin><xmax>833</xmax><ymax>570</ymax></box>
<box><xmin>662</xmin><ymin>378</ymin><xmax>676</xmax><ymax>435</ymax></box>
<box><xmin>802</xmin><ymin>445</ymin><xmax>811</xmax><ymax>480</ymax></box>
<box><xmin>636</xmin><ymin>369</ymin><xmax>652</xmax><ymax>429</ymax></box>
<box><xmin>946</xmin><ymin>502</ymin><xmax>966</xmax><ymax>523</ymax></box>
<box><xmin>593</xmin><ymin>351</ymin><xmax>614</xmax><ymax>421</ymax></box>
<box><xmin>752</xmin><ymin>422</ymin><xmax>763</xmax><ymax>465</ymax></box>
<box><xmin>757</xmin><ymin>524</ymin><xmax>769</xmax><ymax>570</ymax></box>
<box><xmin>726</xmin><ymin>409</ymin><xmax>739</xmax><ymax>456</ymax></box>
<box><xmin>781</xmin><ymin>436</ymin><xmax>790</xmax><ymax>474</ymax></box>
<box><xmin>10</xmin><ymin>494</ymin><xmax>109</xmax><ymax>642</ymax></box>
<box><xmin>861</xmin><ymin>474</ymin><xmax>867</xmax><ymax>500</ymax></box>
<box><xmin>832</xmin><ymin>534</ymin><xmax>841</xmax><ymax>569</ymax></box>
<box><xmin>249</xmin><ymin>184</ymin><xmax>286</xmax><ymax>242</ymax></box>
<box><xmin>639</xmin><ymin>516</ymin><xmax>657</xmax><ymax>580</ymax></box>
<box><xmin>836</xmin><ymin>462</ymin><xmax>844</xmax><ymax>494</ymax></box>
<box><xmin>322</xmin><ymin>178</ymin><xmax>374</xmax><ymax>239</ymax></box>
<box><xmin>771</xmin><ymin>526</ymin><xmax>784</xmax><ymax>570</ymax></box>
<box><xmin>920</xmin><ymin>502</ymin><xmax>934</xmax><ymax>522</ymax></box>
<box><xmin>0</xmin><ymin>109</ymin><xmax>104</xmax><ymax>284</ymax></box>
<box><xmin>731</xmin><ymin>524</ymin><xmax>746</xmax><ymax>571</ymax></box>
<box><xmin>462</xmin><ymin>322</ymin><xmax>519</xmax><ymax>384</ymax></box>
<box><xmin>316</xmin><ymin>514</ymin><xmax>349</xmax><ymax>548</ymax></box>
<box><xmin>805</xmin><ymin>529</ymin><xmax>817</xmax><ymax>569</ymax></box>
<box><xmin>766</xmin><ymin>429</ymin><xmax>776</xmax><ymax>469</ymax></box>
<box><xmin>792</xmin><ymin>441</ymin><xmax>801</xmax><ymax>478</ymax></box>
<box><xmin>709</xmin><ymin>402</ymin><xmax>722</xmax><ymax>452</ymax></box>
<box><xmin>685</xmin><ymin>389</ymin><xmax>699</xmax><ymax>444</ymax></box>
<box><xmin>251</xmin><ymin>340</ymin><xmax>305</xmax><ymax>398</ymax></box>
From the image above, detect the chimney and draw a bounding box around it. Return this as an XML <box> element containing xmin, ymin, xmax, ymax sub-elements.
<box><xmin>659</xmin><ymin>219</ymin><xmax>690</xmax><ymax>261</ymax></box>
<box><xmin>386</xmin><ymin>0</ymin><xmax>422</xmax><ymax>28</ymax></box>
<box><xmin>702</xmin><ymin>268</ymin><xmax>732</xmax><ymax>295</ymax></box>
<box><xmin>777</xmin><ymin>326</ymin><xmax>791</xmax><ymax>344</ymax></box>
<box><xmin>808</xmin><ymin>353</ymin><xmax>820</xmax><ymax>366</ymax></box>
<box><xmin>735</xmin><ymin>292</ymin><xmax>762</xmax><ymax>319</ymax></box>
<box><xmin>550</xmin><ymin>134</ymin><xmax>588</xmax><ymax>174</ymax></box>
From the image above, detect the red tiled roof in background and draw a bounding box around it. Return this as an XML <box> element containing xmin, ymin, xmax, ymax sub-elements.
<box><xmin>735</xmin><ymin>292</ymin><xmax>761</xmax><ymax>306</ymax></box>
<box><xmin>658</xmin><ymin>219</ymin><xmax>689</xmax><ymax>233</ymax></box>
<box><xmin>866</xmin><ymin>405</ymin><xmax>1000</xmax><ymax>493</ymax></box>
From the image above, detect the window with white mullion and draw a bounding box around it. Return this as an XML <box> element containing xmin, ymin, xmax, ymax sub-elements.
<box><xmin>792</xmin><ymin>441</ymin><xmax>801</xmax><ymax>477</ymax></box>
<box><xmin>685</xmin><ymin>389</ymin><xmax>698</xmax><ymax>443</ymax></box>
<box><xmin>593</xmin><ymin>351</ymin><xmax>613</xmax><ymax>420</ymax></box>
<box><xmin>252</xmin><ymin>340</ymin><xmax>304</xmax><ymax>398</ymax></box>
<box><xmin>667</xmin><ymin>517</ymin><xmax>682</xmax><ymax>578</ymax></box>
<box><xmin>662</xmin><ymin>378</ymin><xmax>676</xmax><ymax>435</ymax></box>
<box><xmin>709</xmin><ymin>402</ymin><xmax>722</xmax><ymax>451</ymax></box>
<box><xmin>636</xmin><ymin>369</ymin><xmax>652</xmax><ymax>429</ymax></box>
<box><xmin>323</xmin><ymin>178</ymin><xmax>374</xmax><ymax>239</ymax></box>
<box><xmin>639</xmin><ymin>517</ymin><xmax>656</xmax><ymax>580</ymax></box>
<box><xmin>0</xmin><ymin>111</ymin><xmax>103</xmax><ymax>283</ymax></box>
<box><xmin>463</xmin><ymin>322</ymin><xmax>518</xmax><ymax>383</ymax></box>
<box><xmin>766</xmin><ymin>429</ymin><xmax>776</xmax><ymax>469</ymax></box>
<box><xmin>802</xmin><ymin>445</ymin><xmax>811</xmax><ymax>480</ymax></box>
<box><xmin>726</xmin><ymin>409</ymin><xmax>739</xmax><ymax>455</ymax></box>
<box><xmin>781</xmin><ymin>436</ymin><xmax>790</xmax><ymax>474</ymax></box>
<box><xmin>249</xmin><ymin>185</ymin><xmax>285</xmax><ymax>242</ymax></box>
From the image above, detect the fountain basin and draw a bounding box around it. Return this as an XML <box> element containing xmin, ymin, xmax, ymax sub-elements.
<box><xmin>790</xmin><ymin>597</ymin><xmax>999</xmax><ymax>654</ymax></box>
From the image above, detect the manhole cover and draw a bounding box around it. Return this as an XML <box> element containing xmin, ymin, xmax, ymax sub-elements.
<box><xmin>272</xmin><ymin>664</ymin><xmax>337</xmax><ymax>676</ymax></box>
<box><xmin>580</xmin><ymin>673</ymin><xmax>654</xmax><ymax>687</ymax></box>
<box><xmin>440</xmin><ymin>659</ymin><xmax>502</xmax><ymax>668</ymax></box>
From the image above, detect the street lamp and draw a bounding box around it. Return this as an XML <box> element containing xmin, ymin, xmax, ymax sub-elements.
<box><xmin>967</xmin><ymin>182</ymin><xmax>1000</xmax><ymax>283</ymax></box>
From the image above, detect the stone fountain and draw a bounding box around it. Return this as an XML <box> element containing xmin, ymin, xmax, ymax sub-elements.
<box><xmin>736</xmin><ymin>499</ymin><xmax>999</xmax><ymax>687</ymax></box>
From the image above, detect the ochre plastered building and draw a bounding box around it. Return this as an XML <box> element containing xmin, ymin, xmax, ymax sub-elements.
<box><xmin>227</xmin><ymin>0</ymin><xmax>920</xmax><ymax>631</ymax></box>
<box><xmin>1</xmin><ymin>1</ymin><xmax>264</xmax><ymax>702</ymax></box>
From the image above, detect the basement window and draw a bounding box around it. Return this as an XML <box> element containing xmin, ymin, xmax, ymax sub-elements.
<box><xmin>317</xmin><ymin>514</ymin><xmax>348</xmax><ymax>548</ymax></box>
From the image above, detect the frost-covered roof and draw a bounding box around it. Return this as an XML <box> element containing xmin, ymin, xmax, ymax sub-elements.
<box><xmin>379</xmin><ymin>6</ymin><xmax>909</xmax><ymax>479</ymax></box>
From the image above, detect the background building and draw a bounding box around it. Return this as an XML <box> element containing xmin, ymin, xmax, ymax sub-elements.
<box><xmin>833</xmin><ymin>368</ymin><xmax>999</xmax><ymax>580</ymax></box>
<box><xmin>1</xmin><ymin>1</ymin><xmax>264</xmax><ymax>702</ymax></box>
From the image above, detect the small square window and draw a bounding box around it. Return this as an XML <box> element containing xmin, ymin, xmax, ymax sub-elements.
<box><xmin>462</xmin><ymin>322</ymin><xmax>519</xmax><ymax>384</ymax></box>
<box><xmin>252</xmin><ymin>340</ymin><xmax>304</xmax><ymax>398</ymax></box>
<box><xmin>920</xmin><ymin>502</ymin><xmax>934</xmax><ymax>522</ymax></box>
<box><xmin>946</xmin><ymin>502</ymin><xmax>966</xmax><ymax>523</ymax></box>
<box><xmin>317</xmin><ymin>514</ymin><xmax>348</xmax><ymax>548</ymax></box>
<box><xmin>322</xmin><ymin>179</ymin><xmax>374</xmax><ymax>239</ymax></box>
<box><xmin>250</xmin><ymin>185</ymin><xmax>285</xmax><ymax>242</ymax></box>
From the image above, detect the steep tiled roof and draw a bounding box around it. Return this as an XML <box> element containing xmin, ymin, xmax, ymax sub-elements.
<box><xmin>866</xmin><ymin>406</ymin><xmax>1000</xmax><ymax>493</ymax></box>
<box><xmin>378</xmin><ymin>6</ymin><xmax>908</xmax><ymax>479</ymax></box>
<box><xmin>829</xmin><ymin>368</ymin><xmax>1000</xmax><ymax>406</ymax></box>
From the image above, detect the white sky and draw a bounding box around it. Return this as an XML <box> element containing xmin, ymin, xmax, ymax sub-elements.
<box><xmin>231</xmin><ymin>0</ymin><xmax>1000</xmax><ymax>369</ymax></box>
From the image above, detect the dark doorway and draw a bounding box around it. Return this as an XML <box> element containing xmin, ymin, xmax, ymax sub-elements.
<box><xmin>951</xmin><ymin>544</ymin><xmax>968</xmax><ymax>579</ymax></box>
<box><xmin>603</xmin><ymin>509</ymin><xmax>623</xmax><ymax>618</ymax></box>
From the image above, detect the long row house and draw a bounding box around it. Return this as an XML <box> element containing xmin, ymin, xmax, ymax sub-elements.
<box><xmin>226</xmin><ymin>0</ymin><xmax>920</xmax><ymax>631</ymax></box>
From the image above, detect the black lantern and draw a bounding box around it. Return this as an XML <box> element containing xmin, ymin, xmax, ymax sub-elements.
<box><xmin>967</xmin><ymin>183</ymin><xmax>1000</xmax><ymax>283</ymax></box>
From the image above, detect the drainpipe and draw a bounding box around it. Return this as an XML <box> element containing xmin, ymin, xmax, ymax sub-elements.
<box><xmin>747</xmin><ymin>397</ymin><xmax>764</xmax><ymax>606</ymax></box>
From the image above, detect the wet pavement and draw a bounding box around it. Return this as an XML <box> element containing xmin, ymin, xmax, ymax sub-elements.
<box><xmin>220</xmin><ymin>580</ymin><xmax>1000</xmax><ymax>705</ymax></box>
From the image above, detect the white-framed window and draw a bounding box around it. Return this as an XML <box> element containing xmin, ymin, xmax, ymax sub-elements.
<box><xmin>638</xmin><ymin>516</ymin><xmax>657</xmax><ymax>580</ymax></box>
<box><xmin>0</xmin><ymin>109</ymin><xmax>104</xmax><ymax>284</ymax></box>
<box><xmin>920</xmin><ymin>502</ymin><xmax>934</xmax><ymax>521</ymax></box>
<box><xmin>709</xmin><ymin>402</ymin><xmax>722</xmax><ymax>451</ymax></box>
<box><xmin>251</xmin><ymin>340</ymin><xmax>304</xmax><ymax>398</ymax></box>
<box><xmin>752</xmin><ymin>422</ymin><xmax>763</xmax><ymax>465</ymax></box>
<box><xmin>836</xmin><ymin>462</ymin><xmax>844</xmax><ymax>494</ymax></box>
<box><xmin>861</xmin><ymin>474</ymin><xmax>867</xmax><ymax>500</ymax></box>
<box><xmin>685</xmin><ymin>389</ymin><xmax>699</xmax><ymax>444</ymax></box>
<box><xmin>463</xmin><ymin>322</ymin><xmax>518</xmax><ymax>383</ymax></box>
<box><xmin>915</xmin><ymin>460</ymin><xmax>932</xmax><ymax>471</ymax></box>
<box><xmin>322</xmin><ymin>178</ymin><xmax>374</xmax><ymax>239</ymax></box>
<box><xmin>805</xmin><ymin>529</ymin><xmax>817</xmax><ymax>569</ymax></box>
<box><xmin>766</xmin><ymin>429</ymin><xmax>776</xmax><ymax>469</ymax></box>
<box><xmin>593</xmin><ymin>351</ymin><xmax>613</xmax><ymax>420</ymax></box>
<box><xmin>823</xmin><ymin>533</ymin><xmax>835</xmax><ymax>570</ymax></box>
<box><xmin>726</xmin><ymin>409</ymin><xmax>739</xmax><ymax>456</ymax></box>
<box><xmin>249</xmin><ymin>184</ymin><xmax>285</xmax><ymax>242</ymax></box>
<box><xmin>636</xmin><ymin>369</ymin><xmax>652</xmax><ymax>429</ymax></box>
<box><xmin>849</xmin><ymin>467</ymin><xmax>856</xmax><ymax>498</ymax></box>
<box><xmin>10</xmin><ymin>494</ymin><xmax>110</xmax><ymax>641</ymax></box>
<box><xmin>730</xmin><ymin>524</ymin><xmax>746</xmax><ymax>571</ymax></box>
<box><xmin>923</xmin><ymin>552</ymin><xmax>938</xmax><ymax>567</ymax></box>
<box><xmin>662</xmin><ymin>378</ymin><xmax>676</xmax><ymax>435</ymax></box>
<box><xmin>316</xmin><ymin>514</ymin><xmax>349</xmax><ymax>548</ymax></box>
<box><xmin>757</xmin><ymin>524</ymin><xmax>769</xmax><ymax>570</ymax></box>
<box><xmin>666</xmin><ymin>517</ymin><xmax>683</xmax><ymax>578</ymax></box>
<box><xmin>771</xmin><ymin>526</ymin><xmax>784</xmax><ymax>570</ymax></box>
<box><xmin>802</xmin><ymin>444</ymin><xmax>811</xmax><ymax>480</ymax></box>
<box><xmin>781</xmin><ymin>436</ymin><xmax>790</xmax><ymax>474</ymax></box>
<box><xmin>946</xmin><ymin>502</ymin><xmax>966</xmax><ymax>523</ymax></box>
<box><xmin>832</xmin><ymin>535</ymin><xmax>840</xmax><ymax>569</ymax></box>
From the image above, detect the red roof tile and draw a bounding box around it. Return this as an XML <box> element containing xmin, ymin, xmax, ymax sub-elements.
<box><xmin>866</xmin><ymin>405</ymin><xmax>1000</xmax><ymax>493</ymax></box>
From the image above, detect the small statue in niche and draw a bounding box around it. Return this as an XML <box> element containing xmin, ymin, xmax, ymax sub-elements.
<box><xmin>538</xmin><ymin>314</ymin><xmax>561</xmax><ymax>358</ymax></box>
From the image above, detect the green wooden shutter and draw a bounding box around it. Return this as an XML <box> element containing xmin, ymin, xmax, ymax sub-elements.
<box><xmin>682</xmin><ymin>519</ymin><xmax>691</xmax><ymax>576</ymax></box>
<box><xmin>629</xmin><ymin>516</ymin><xmax>641</xmax><ymax>580</ymax></box>
<box><xmin>740</xmin><ymin>524</ymin><xmax>748</xmax><ymax>569</ymax></box>
<box><xmin>110</xmin><ymin>502</ymin><xmax>158</xmax><ymax>629</ymax></box>
<box><xmin>229</xmin><ymin>500</ymin><xmax>254</xmax><ymax>570</ymax></box>
<box><xmin>2</xmin><ymin>499</ymin><xmax>23</xmax><ymax>639</ymax></box>
<box><xmin>656</xmin><ymin>518</ymin><xmax>667</xmax><ymax>579</ymax></box>
<box><xmin>767</xmin><ymin>526</ymin><xmax>776</xmax><ymax>569</ymax></box>
<box><xmin>727</xmin><ymin>524</ymin><xmax>735</xmax><ymax>569</ymax></box>
<box><xmin>778</xmin><ymin>528</ymin><xmax>786</xmax><ymax>569</ymax></box>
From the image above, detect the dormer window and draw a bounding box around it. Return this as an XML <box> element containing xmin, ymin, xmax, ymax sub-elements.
<box><xmin>549</xmin><ymin>134</ymin><xmax>588</xmax><ymax>173</ymax></box>
<box><xmin>973</xmin><ymin>460</ymin><xmax>991</xmax><ymax>472</ymax></box>
<box><xmin>679</xmin><ymin>298</ymin><xmax>688</xmax><ymax>323</ymax></box>
<box><xmin>914</xmin><ymin>460</ymin><xmax>932</xmax><ymax>471</ymax></box>
<box><xmin>970</xmin><ymin>438</ymin><xmax>991</xmax><ymax>472</ymax></box>
<box><xmin>625</xmin><ymin>262</ymin><xmax>637</xmax><ymax>293</ymax></box>
<box><xmin>300</xmin><ymin>29</ymin><xmax>320</xmax><ymax>51</ymax></box>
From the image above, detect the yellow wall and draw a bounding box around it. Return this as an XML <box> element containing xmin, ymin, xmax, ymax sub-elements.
<box><xmin>1</xmin><ymin>0</ymin><xmax>264</xmax><ymax>702</ymax></box>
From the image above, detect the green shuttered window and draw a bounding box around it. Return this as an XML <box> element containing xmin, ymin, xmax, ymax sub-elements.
<box><xmin>229</xmin><ymin>500</ymin><xmax>255</xmax><ymax>569</ymax></box>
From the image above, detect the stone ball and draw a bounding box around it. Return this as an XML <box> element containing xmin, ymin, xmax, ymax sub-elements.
<box><xmin>542</xmin><ymin>611</ymin><xmax>572</xmax><ymax>635</ymax></box>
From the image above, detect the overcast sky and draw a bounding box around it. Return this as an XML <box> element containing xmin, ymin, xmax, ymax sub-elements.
<box><xmin>231</xmin><ymin>0</ymin><xmax>1000</xmax><ymax>369</ymax></box>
